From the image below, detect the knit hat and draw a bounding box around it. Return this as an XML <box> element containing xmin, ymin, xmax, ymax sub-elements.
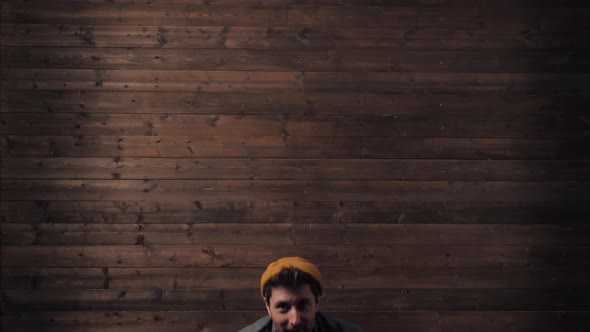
<box><xmin>260</xmin><ymin>257</ymin><xmax>323</xmax><ymax>296</ymax></box>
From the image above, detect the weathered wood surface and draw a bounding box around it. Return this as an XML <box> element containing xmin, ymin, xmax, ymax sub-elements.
<box><xmin>0</xmin><ymin>69</ymin><xmax>304</xmax><ymax>92</ymax></box>
<box><xmin>2</xmin><ymin>179</ymin><xmax>588</xmax><ymax>201</ymax></box>
<box><xmin>4</xmin><ymin>47</ymin><xmax>588</xmax><ymax>73</ymax></box>
<box><xmin>3</xmin><ymin>267</ymin><xmax>589</xmax><ymax>290</ymax></box>
<box><xmin>2</xmin><ymin>0</ymin><xmax>588</xmax><ymax>330</ymax></box>
<box><xmin>3</xmin><ymin>223</ymin><xmax>590</xmax><ymax>245</ymax></box>
<box><xmin>2</xmin><ymin>91</ymin><xmax>589</xmax><ymax>115</ymax></box>
<box><xmin>4</xmin><ymin>200</ymin><xmax>589</xmax><ymax>224</ymax></box>
<box><xmin>3</xmin><ymin>0</ymin><xmax>590</xmax><ymax>4</ymax></box>
<box><xmin>4</xmin><ymin>0</ymin><xmax>590</xmax><ymax>5</ymax></box>
<box><xmin>3</xmin><ymin>2</ymin><xmax>590</xmax><ymax>29</ymax></box>
<box><xmin>3</xmin><ymin>158</ymin><xmax>589</xmax><ymax>180</ymax></box>
<box><xmin>3</xmin><ymin>24</ymin><xmax>590</xmax><ymax>50</ymax></box>
<box><xmin>2</xmin><ymin>69</ymin><xmax>589</xmax><ymax>94</ymax></box>
<box><xmin>2</xmin><ymin>114</ymin><xmax>588</xmax><ymax>138</ymax></box>
<box><xmin>3</xmin><ymin>136</ymin><xmax>588</xmax><ymax>159</ymax></box>
<box><xmin>2</xmin><ymin>245</ymin><xmax>588</xmax><ymax>268</ymax></box>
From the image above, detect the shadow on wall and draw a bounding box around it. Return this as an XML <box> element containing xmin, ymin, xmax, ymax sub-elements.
<box><xmin>518</xmin><ymin>3</ymin><xmax>590</xmax><ymax>330</ymax></box>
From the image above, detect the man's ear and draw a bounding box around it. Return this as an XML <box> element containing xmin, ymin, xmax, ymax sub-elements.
<box><xmin>263</xmin><ymin>297</ymin><xmax>271</xmax><ymax>316</ymax></box>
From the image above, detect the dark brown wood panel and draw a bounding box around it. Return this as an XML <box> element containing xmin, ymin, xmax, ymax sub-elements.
<box><xmin>2</xmin><ymin>91</ymin><xmax>589</xmax><ymax>115</ymax></box>
<box><xmin>2</xmin><ymin>245</ymin><xmax>588</xmax><ymax>268</ymax></box>
<box><xmin>3</xmin><ymin>136</ymin><xmax>588</xmax><ymax>159</ymax></box>
<box><xmin>3</xmin><ymin>158</ymin><xmax>589</xmax><ymax>180</ymax></box>
<box><xmin>3</xmin><ymin>200</ymin><xmax>588</xmax><ymax>224</ymax></box>
<box><xmin>1</xmin><ymin>114</ymin><xmax>587</xmax><ymax>138</ymax></box>
<box><xmin>3</xmin><ymin>223</ymin><xmax>589</xmax><ymax>246</ymax></box>
<box><xmin>2</xmin><ymin>69</ymin><xmax>589</xmax><ymax>94</ymax></box>
<box><xmin>3</xmin><ymin>3</ymin><xmax>590</xmax><ymax>29</ymax></box>
<box><xmin>2</xmin><ymin>179</ymin><xmax>588</xmax><ymax>202</ymax></box>
<box><xmin>303</xmin><ymin>72</ymin><xmax>590</xmax><ymax>94</ymax></box>
<box><xmin>3</xmin><ymin>47</ymin><xmax>587</xmax><ymax>73</ymax></box>
<box><xmin>4</xmin><ymin>0</ymin><xmax>590</xmax><ymax>4</ymax></box>
<box><xmin>3</xmin><ymin>24</ymin><xmax>590</xmax><ymax>50</ymax></box>
<box><xmin>3</xmin><ymin>267</ymin><xmax>589</xmax><ymax>290</ymax></box>
<box><xmin>3</xmin><ymin>0</ymin><xmax>590</xmax><ymax>5</ymax></box>
<box><xmin>2</xmin><ymin>0</ymin><xmax>588</xmax><ymax>330</ymax></box>
<box><xmin>0</xmin><ymin>69</ymin><xmax>304</xmax><ymax>92</ymax></box>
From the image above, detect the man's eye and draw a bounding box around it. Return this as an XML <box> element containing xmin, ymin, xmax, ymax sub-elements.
<box><xmin>298</xmin><ymin>303</ymin><xmax>311</xmax><ymax>311</ymax></box>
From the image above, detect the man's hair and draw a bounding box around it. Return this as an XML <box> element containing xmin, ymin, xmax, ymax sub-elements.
<box><xmin>262</xmin><ymin>266</ymin><xmax>322</xmax><ymax>304</ymax></box>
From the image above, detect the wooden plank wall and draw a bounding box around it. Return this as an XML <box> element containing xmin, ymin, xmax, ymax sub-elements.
<box><xmin>1</xmin><ymin>0</ymin><xmax>590</xmax><ymax>331</ymax></box>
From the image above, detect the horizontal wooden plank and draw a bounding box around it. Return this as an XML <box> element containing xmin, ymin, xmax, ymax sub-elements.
<box><xmin>2</xmin><ymin>24</ymin><xmax>589</xmax><ymax>50</ymax></box>
<box><xmin>3</xmin><ymin>311</ymin><xmax>590</xmax><ymax>332</ymax></box>
<box><xmin>3</xmin><ymin>0</ymin><xmax>590</xmax><ymax>6</ymax></box>
<box><xmin>3</xmin><ymin>223</ymin><xmax>589</xmax><ymax>246</ymax></box>
<box><xmin>3</xmin><ymin>158</ymin><xmax>589</xmax><ymax>181</ymax></box>
<box><xmin>2</xmin><ymin>244</ymin><xmax>588</xmax><ymax>268</ymax></box>
<box><xmin>3</xmin><ymin>200</ymin><xmax>589</xmax><ymax>224</ymax></box>
<box><xmin>0</xmin><ymin>69</ymin><xmax>303</xmax><ymax>92</ymax></box>
<box><xmin>2</xmin><ymin>91</ymin><xmax>588</xmax><ymax>116</ymax></box>
<box><xmin>3</xmin><ymin>47</ymin><xmax>587</xmax><ymax>73</ymax></box>
<box><xmin>3</xmin><ymin>136</ymin><xmax>588</xmax><ymax>159</ymax></box>
<box><xmin>4</xmin><ymin>0</ymin><xmax>590</xmax><ymax>5</ymax></box>
<box><xmin>302</xmin><ymin>72</ymin><xmax>590</xmax><ymax>94</ymax></box>
<box><xmin>2</xmin><ymin>288</ymin><xmax>589</xmax><ymax>311</ymax></box>
<box><xmin>2</xmin><ymin>179</ymin><xmax>588</xmax><ymax>202</ymax></box>
<box><xmin>1</xmin><ymin>114</ymin><xmax>587</xmax><ymax>138</ymax></box>
<box><xmin>3</xmin><ymin>3</ymin><xmax>589</xmax><ymax>30</ymax></box>
<box><xmin>0</xmin><ymin>3</ymin><xmax>470</xmax><ymax>28</ymax></box>
<box><xmin>0</xmin><ymin>4</ymin><xmax>428</xmax><ymax>28</ymax></box>
<box><xmin>2</xmin><ymin>69</ymin><xmax>589</xmax><ymax>94</ymax></box>
<box><xmin>3</xmin><ymin>267</ymin><xmax>588</xmax><ymax>290</ymax></box>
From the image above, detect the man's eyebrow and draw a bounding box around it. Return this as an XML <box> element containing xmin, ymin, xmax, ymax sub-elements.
<box><xmin>274</xmin><ymin>298</ymin><xmax>311</xmax><ymax>307</ymax></box>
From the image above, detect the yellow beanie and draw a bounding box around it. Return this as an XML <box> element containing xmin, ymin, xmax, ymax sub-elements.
<box><xmin>260</xmin><ymin>257</ymin><xmax>323</xmax><ymax>296</ymax></box>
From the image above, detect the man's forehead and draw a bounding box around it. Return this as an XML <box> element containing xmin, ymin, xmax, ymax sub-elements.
<box><xmin>269</xmin><ymin>284</ymin><xmax>314</xmax><ymax>302</ymax></box>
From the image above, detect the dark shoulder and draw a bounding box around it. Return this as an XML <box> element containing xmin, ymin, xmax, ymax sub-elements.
<box><xmin>237</xmin><ymin>316</ymin><xmax>272</xmax><ymax>332</ymax></box>
<box><xmin>315</xmin><ymin>312</ymin><xmax>364</xmax><ymax>332</ymax></box>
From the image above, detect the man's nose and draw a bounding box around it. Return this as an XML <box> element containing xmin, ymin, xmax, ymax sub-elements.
<box><xmin>288</xmin><ymin>308</ymin><xmax>302</xmax><ymax>326</ymax></box>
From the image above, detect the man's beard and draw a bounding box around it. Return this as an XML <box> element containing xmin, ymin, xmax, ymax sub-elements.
<box><xmin>275</xmin><ymin>323</ymin><xmax>313</xmax><ymax>332</ymax></box>
<box><xmin>284</xmin><ymin>328</ymin><xmax>310</xmax><ymax>332</ymax></box>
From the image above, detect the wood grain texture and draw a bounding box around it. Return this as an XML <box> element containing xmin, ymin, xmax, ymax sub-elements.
<box><xmin>2</xmin><ymin>69</ymin><xmax>589</xmax><ymax>93</ymax></box>
<box><xmin>2</xmin><ymin>114</ymin><xmax>588</xmax><ymax>138</ymax></box>
<box><xmin>2</xmin><ymin>91</ymin><xmax>589</xmax><ymax>115</ymax></box>
<box><xmin>3</xmin><ymin>24</ymin><xmax>590</xmax><ymax>50</ymax></box>
<box><xmin>3</xmin><ymin>223</ymin><xmax>589</xmax><ymax>245</ymax></box>
<box><xmin>2</xmin><ymin>179</ymin><xmax>588</xmax><ymax>202</ymax></box>
<box><xmin>3</xmin><ymin>2</ymin><xmax>590</xmax><ymax>30</ymax></box>
<box><xmin>3</xmin><ymin>200</ymin><xmax>589</xmax><ymax>224</ymax></box>
<box><xmin>3</xmin><ymin>47</ymin><xmax>588</xmax><ymax>73</ymax></box>
<box><xmin>3</xmin><ymin>135</ymin><xmax>589</xmax><ymax>159</ymax></box>
<box><xmin>3</xmin><ymin>158</ymin><xmax>589</xmax><ymax>180</ymax></box>
<box><xmin>3</xmin><ymin>267</ymin><xmax>589</xmax><ymax>289</ymax></box>
<box><xmin>0</xmin><ymin>69</ymin><xmax>304</xmax><ymax>92</ymax></box>
<box><xmin>2</xmin><ymin>0</ymin><xmax>589</xmax><ymax>330</ymax></box>
<box><xmin>2</xmin><ymin>245</ymin><xmax>588</xmax><ymax>268</ymax></box>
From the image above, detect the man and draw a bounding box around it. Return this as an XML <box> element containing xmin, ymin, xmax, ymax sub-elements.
<box><xmin>238</xmin><ymin>256</ymin><xmax>363</xmax><ymax>332</ymax></box>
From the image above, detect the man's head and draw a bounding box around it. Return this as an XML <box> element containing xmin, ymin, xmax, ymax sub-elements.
<box><xmin>260</xmin><ymin>257</ymin><xmax>323</xmax><ymax>332</ymax></box>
